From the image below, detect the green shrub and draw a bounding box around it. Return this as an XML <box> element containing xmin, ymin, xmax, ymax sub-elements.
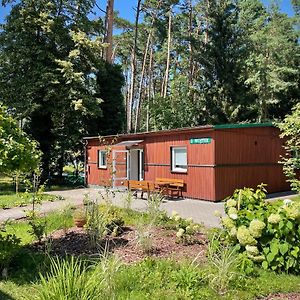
<box><xmin>99</xmin><ymin>205</ymin><xmax>124</xmax><ymax>237</ymax></box>
<box><xmin>0</xmin><ymin>223</ymin><xmax>21</xmax><ymax>274</ymax></box>
<box><xmin>27</xmin><ymin>211</ymin><xmax>47</xmax><ymax>242</ymax></box>
<box><xmin>220</xmin><ymin>184</ymin><xmax>300</xmax><ymax>273</ymax></box>
<box><xmin>170</xmin><ymin>211</ymin><xmax>201</xmax><ymax>245</ymax></box>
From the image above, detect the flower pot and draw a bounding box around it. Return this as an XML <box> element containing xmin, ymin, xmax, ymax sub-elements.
<box><xmin>74</xmin><ymin>218</ymin><xmax>86</xmax><ymax>228</ymax></box>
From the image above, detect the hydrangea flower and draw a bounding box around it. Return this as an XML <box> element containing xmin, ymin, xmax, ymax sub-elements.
<box><xmin>249</xmin><ymin>255</ymin><xmax>264</xmax><ymax>262</ymax></box>
<box><xmin>249</xmin><ymin>219</ymin><xmax>265</xmax><ymax>238</ymax></box>
<box><xmin>176</xmin><ymin>228</ymin><xmax>185</xmax><ymax>238</ymax></box>
<box><xmin>228</xmin><ymin>207</ymin><xmax>238</xmax><ymax>219</ymax></box>
<box><xmin>222</xmin><ymin>217</ymin><xmax>235</xmax><ymax>229</ymax></box>
<box><xmin>285</xmin><ymin>206</ymin><xmax>300</xmax><ymax>220</ymax></box>
<box><xmin>268</xmin><ymin>214</ymin><xmax>281</xmax><ymax>224</ymax></box>
<box><xmin>245</xmin><ymin>245</ymin><xmax>259</xmax><ymax>256</ymax></box>
<box><xmin>226</xmin><ymin>198</ymin><xmax>237</xmax><ymax>208</ymax></box>
<box><xmin>237</xmin><ymin>226</ymin><xmax>257</xmax><ymax>246</ymax></box>
<box><xmin>229</xmin><ymin>213</ymin><xmax>238</xmax><ymax>220</ymax></box>
<box><xmin>283</xmin><ymin>199</ymin><xmax>293</xmax><ymax>206</ymax></box>
<box><xmin>174</xmin><ymin>215</ymin><xmax>181</xmax><ymax>222</ymax></box>
<box><xmin>186</xmin><ymin>217</ymin><xmax>193</xmax><ymax>223</ymax></box>
<box><xmin>193</xmin><ymin>224</ymin><xmax>200</xmax><ymax>231</ymax></box>
<box><xmin>228</xmin><ymin>207</ymin><xmax>237</xmax><ymax>215</ymax></box>
<box><xmin>230</xmin><ymin>227</ymin><xmax>237</xmax><ymax>237</ymax></box>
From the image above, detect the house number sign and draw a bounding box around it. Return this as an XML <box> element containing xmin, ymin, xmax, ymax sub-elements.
<box><xmin>190</xmin><ymin>138</ymin><xmax>212</xmax><ymax>144</ymax></box>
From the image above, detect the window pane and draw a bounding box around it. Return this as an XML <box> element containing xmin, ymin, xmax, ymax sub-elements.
<box><xmin>173</xmin><ymin>148</ymin><xmax>187</xmax><ymax>170</ymax></box>
<box><xmin>101</xmin><ymin>152</ymin><xmax>106</xmax><ymax>166</ymax></box>
<box><xmin>99</xmin><ymin>151</ymin><xmax>107</xmax><ymax>167</ymax></box>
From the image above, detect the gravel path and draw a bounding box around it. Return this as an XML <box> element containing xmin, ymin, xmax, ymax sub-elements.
<box><xmin>0</xmin><ymin>188</ymin><xmax>298</xmax><ymax>228</ymax></box>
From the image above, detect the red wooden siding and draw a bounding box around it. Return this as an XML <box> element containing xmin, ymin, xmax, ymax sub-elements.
<box><xmin>214</xmin><ymin>127</ymin><xmax>289</xmax><ymax>200</ymax></box>
<box><xmin>85</xmin><ymin>125</ymin><xmax>289</xmax><ymax>202</ymax></box>
<box><xmin>143</xmin><ymin>131</ymin><xmax>216</xmax><ymax>200</ymax></box>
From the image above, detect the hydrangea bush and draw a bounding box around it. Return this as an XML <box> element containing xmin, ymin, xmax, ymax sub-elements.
<box><xmin>171</xmin><ymin>211</ymin><xmax>201</xmax><ymax>245</ymax></box>
<box><xmin>218</xmin><ymin>184</ymin><xmax>300</xmax><ymax>273</ymax></box>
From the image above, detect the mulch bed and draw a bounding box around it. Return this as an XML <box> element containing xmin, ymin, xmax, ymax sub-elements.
<box><xmin>30</xmin><ymin>226</ymin><xmax>207</xmax><ymax>264</ymax></box>
<box><xmin>259</xmin><ymin>293</ymin><xmax>300</xmax><ymax>300</ymax></box>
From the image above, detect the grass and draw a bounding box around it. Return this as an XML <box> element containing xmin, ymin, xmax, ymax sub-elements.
<box><xmin>0</xmin><ymin>193</ymin><xmax>60</xmax><ymax>210</ymax></box>
<box><xmin>271</xmin><ymin>194</ymin><xmax>300</xmax><ymax>206</ymax></box>
<box><xmin>1</xmin><ymin>257</ymin><xmax>299</xmax><ymax>300</ymax></box>
<box><xmin>0</xmin><ymin>203</ymin><xmax>299</xmax><ymax>300</ymax></box>
<box><xmin>4</xmin><ymin>209</ymin><xmax>74</xmax><ymax>245</ymax></box>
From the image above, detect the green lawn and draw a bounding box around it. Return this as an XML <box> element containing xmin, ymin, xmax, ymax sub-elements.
<box><xmin>0</xmin><ymin>193</ymin><xmax>61</xmax><ymax>210</ymax></box>
<box><xmin>0</xmin><ymin>205</ymin><xmax>299</xmax><ymax>300</ymax></box>
<box><xmin>0</xmin><ymin>255</ymin><xmax>299</xmax><ymax>300</ymax></box>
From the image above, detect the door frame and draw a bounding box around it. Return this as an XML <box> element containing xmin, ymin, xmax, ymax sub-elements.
<box><xmin>112</xmin><ymin>150</ymin><xmax>129</xmax><ymax>188</ymax></box>
<box><xmin>129</xmin><ymin>148</ymin><xmax>144</xmax><ymax>181</ymax></box>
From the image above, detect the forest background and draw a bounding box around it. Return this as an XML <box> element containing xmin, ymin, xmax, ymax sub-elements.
<box><xmin>0</xmin><ymin>0</ymin><xmax>299</xmax><ymax>179</ymax></box>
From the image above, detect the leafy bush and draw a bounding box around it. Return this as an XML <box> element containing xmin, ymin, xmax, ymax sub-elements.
<box><xmin>0</xmin><ymin>222</ymin><xmax>21</xmax><ymax>274</ymax></box>
<box><xmin>170</xmin><ymin>211</ymin><xmax>201</xmax><ymax>245</ymax></box>
<box><xmin>220</xmin><ymin>184</ymin><xmax>300</xmax><ymax>273</ymax></box>
<box><xmin>278</xmin><ymin>103</ymin><xmax>300</xmax><ymax>192</ymax></box>
<box><xmin>85</xmin><ymin>202</ymin><xmax>125</xmax><ymax>249</ymax></box>
<box><xmin>27</xmin><ymin>211</ymin><xmax>47</xmax><ymax>242</ymax></box>
<box><xmin>101</xmin><ymin>206</ymin><xmax>125</xmax><ymax>237</ymax></box>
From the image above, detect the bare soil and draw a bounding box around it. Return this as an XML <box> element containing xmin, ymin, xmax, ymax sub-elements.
<box><xmin>260</xmin><ymin>293</ymin><xmax>300</xmax><ymax>300</ymax></box>
<box><xmin>31</xmin><ymin>226</ymin><xmax>207</xmax><ymax>263</ymax></box>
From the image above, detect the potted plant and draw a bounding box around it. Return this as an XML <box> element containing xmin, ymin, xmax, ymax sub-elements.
<box><xmin>73</xmin><ymin>209</ymin><xmax>86</xmax><ymax>228</ymax></box>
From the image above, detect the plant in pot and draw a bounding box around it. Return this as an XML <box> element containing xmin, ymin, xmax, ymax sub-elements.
<box><xmin>73</xmin><ymin>209</ymin><xmax>86</xmax><ymax>228</ymax></box>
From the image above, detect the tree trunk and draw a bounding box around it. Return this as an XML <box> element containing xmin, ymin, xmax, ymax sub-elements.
<box><xmin>146</xmin><ymin>43</ymin><xmax>154</xmax><ymax>132</ymax></box>
<box><xmin>127</xmin><ymin>0</ymin><xmax>142</xmax><ymax>132</ymax></box>
<box><xmin>15</xmin><ymin>172</ymin><xmax>19</xmax><ymax>194</ymax></box>
<box><xmin>188</xmin><ymin>0</ymin><xmax>194</xmax><ymax>85</ymax></box>
<box><xmin>162</xmin><ymin>9</ymin><xmax>172</xmax><ymax>98</ymax></box>
<box><xmin>105</xmin><ymin>0</ymin><xmax>114</xmax><ymax>63</ymax></box>
<box><xmin>204</xmin><ymin>0</ymin><xmax>210</xmax><ymax>44</ymax></box>
<box><xmin>134</xmin><ymin>31</ymin><xmax>152</xmax><ymax>132</ymax></box>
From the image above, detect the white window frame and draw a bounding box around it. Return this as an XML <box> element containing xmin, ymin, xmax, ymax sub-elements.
<box><xmin>98</xmin><ymin>150</ymin><xmax>107</xmax><ymax>169</ymax></box>
<box><xmin>171</xmin><ymin>147</ymin><xmax>187</xmax><ymax>173</ymax></box>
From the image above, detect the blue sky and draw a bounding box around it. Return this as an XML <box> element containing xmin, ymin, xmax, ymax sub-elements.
<box><xmin>0</xmin><ymin>0</ymin><xmax>295</xmax><ymax>24</ymax></box>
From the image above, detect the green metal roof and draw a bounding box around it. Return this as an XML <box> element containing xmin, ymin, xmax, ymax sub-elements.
<box><xmin>213</xmin><ymin>122</ymin><xmax>273</xmax><ymax>130</ymax></box>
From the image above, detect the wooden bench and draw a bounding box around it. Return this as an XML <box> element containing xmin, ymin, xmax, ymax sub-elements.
<box><xmin>155</xmin><ymin>178</ymin><xmax>184</xmax><ymax>199</ymax></box>
<box><xmin>126</xmin><ymin>180</ymin><xmax>156</xmax><ymax>199</ymax></box>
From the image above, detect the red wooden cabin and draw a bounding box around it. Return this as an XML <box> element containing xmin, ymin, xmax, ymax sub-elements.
<box><xmin>83</xmin><ymin>123</ymin><xmax>289</xmax><ymax>202</ymax></box>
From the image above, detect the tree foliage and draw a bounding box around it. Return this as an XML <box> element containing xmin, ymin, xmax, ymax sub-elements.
<box><xmin>0</xmin><ymin>0</ymin><xmax>125</xmax><ymax>178</ymax></box>
<box><xmin>0</xmin><ymin>104</ymin><xmax>41</xmax><ymax>174</ymax></box>
<box><xmin>115</xmin><ymin>0</ymin><xmax>299</xmax><ymax>131</ymax></box>
<box><xmin>278</xmin><ymin>103</ymin><xmax>300</xmax><ymax>192</ymax></box>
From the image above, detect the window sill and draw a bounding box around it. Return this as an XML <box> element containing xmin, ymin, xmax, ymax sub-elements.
<box><xmin>171</xmin><ymin>169</ymin><xmax>187</xmax><ymax>174</ymax></box>
<box><xmin>98</xmin><ymin>166</ymin><xmax>107</xmax><ymax>170</ymax></box>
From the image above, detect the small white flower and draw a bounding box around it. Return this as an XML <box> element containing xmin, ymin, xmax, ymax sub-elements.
<box><xmin>174</xmin><ymin>215</ymin><xmax>181</xmax><ymax>222</ymax></box>
<box><xmin>229</xmin><ymin>213</ymin><xmax>238</xmax><ymax>220</ymax></box>
<box><xmin>230</xmin><ymin>227</ymin><xmax>237</xmax><ymax>237</ymax></box>
<box><xmin>283</xmin><ymin>199</ymin><xmax>293</xmax><ymax>206</ymax></box>
<box><xmin>176</xmin><ymin>228</ymin><xmax>185</xmax><ymax>238</ymax></box>
<box><xmin>186</xmin><ymin>217</ymin><xmax>193</xmax><ymax>223</ymax></box>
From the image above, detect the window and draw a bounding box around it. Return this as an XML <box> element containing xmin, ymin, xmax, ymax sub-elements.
<box><xmin>171</xmin><ymin>147</ymin><xmax>187</xmax><ymax>172</ymax></box>
<box><xmin>98</xmin><ymin>150</ymin><xmax>107</xmax><ymax>168</ymax></box>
